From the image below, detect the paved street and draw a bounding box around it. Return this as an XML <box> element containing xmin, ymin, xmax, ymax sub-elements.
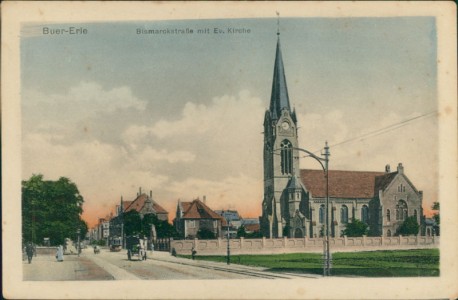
<box><xmin>23</xmin><ymin>248</ymin><xmax>319</xmax><ymax>280</ymax></box>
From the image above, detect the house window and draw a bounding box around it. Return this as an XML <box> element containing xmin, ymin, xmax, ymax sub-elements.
<box><xmin>280</xmin><ymin>139</ymin><xmax>293</xmax><ymax>175</ymax></box>
<box><xmin>188</xmin><ymin>220</ymin><xmax>195</xmax><ymax>228</ymax></box>
<box><xmin>319</xmin><ymin>205</ymin><xmax>325</xmax><ymax>224</ymax></box>
<box><xmin>213</xmin><ymin>220</ymin><xmax>218</xmax><ymax>228</ymax></box>
<box><xmin>340</xmin><ymin>205</ymin><xmax>348</xmax><ymax>224</ymax></box>
<box><xmin>361</xmin><ymin>205</ymin><xmax>369</xmax><ymax>224</ymax></box>
<box><xmin>387</xmin><ymin>209</ymin><xmax>391</xmax><ymax>222</ymax></box>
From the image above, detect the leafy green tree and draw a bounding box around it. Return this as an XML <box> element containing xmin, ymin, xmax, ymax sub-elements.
<box><xmin>343</xmin><ymin>218</ymin><xmax>369</xmax><ymax>237</ymax></box>
<box><xmin>397</xmin><ymin>216</ymin><xmax>419</xmax><ymax>236</ymax></box>
<box><xmin>282</xmin><ymin>224</ymin><xmax>290</xmax><ymax>237</ymax></box>
<box><xmin>237</xmin><ymin>225</ymin><xmax>247</xmax><ymax>238</ymax></box>
<box><xmin>22</xmin><ymin>174</ymin><xmax>87</xmax><ymax>246</ymax></box>
<box><xmin>123</xmin><ymin>210</ymin><xmax>142</xmax><ymax>236</ymax></box>
<box><xmin>141</xmin><ymin>213</ymin><xmax>179</xmax><ymax>239</ymax></box>
<box><xmin>123</xmin><ymin>212</ymin><xmax>178</xmax><ymax>238</ymax></box>
<box><xmin>197</xmin><ymin>228</ymin><xmax>216</xmax><ymax>239</ymax></box>
<box><xmin>432</xmin><ymin>202</ymin><xmax>440</xmax><ymax>225</ymax></box>
<box><xmin>245</xmin><ymin>231</ymin><xmax>263</xmax><ymax>238</ymax></box>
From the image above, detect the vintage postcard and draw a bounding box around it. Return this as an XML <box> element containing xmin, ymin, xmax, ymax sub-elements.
<box><xmin>2</xmin><ymin>1</ymin><xmax>457</xmax><ymax>299</ymax></box>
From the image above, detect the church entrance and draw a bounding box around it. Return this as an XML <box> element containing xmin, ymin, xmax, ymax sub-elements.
<box><xmin>294</xmin><ymin>228</ymin><xmax>303</xmax><ymax>238</ymax></box>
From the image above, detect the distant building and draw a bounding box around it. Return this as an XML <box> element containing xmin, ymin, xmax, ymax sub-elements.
<box><xmin>215</xmin><ymin>210</ymin><xmax>241</xmax><ymax>238</ymax></box>
<box><xmin>95</xmin><ymin>217</ymin><xmax>110</xmax><ymax>241</ymax></box>
<box><xmin>244</xmin><ymin>223</ymin><xmax>261</xmax><ymax>235</ymax></box>
<box><xmin>424</xmin><ymin>218</ymin><xmax>439</xmax><ymax>236</ymax></box>
<box><xmin>174</xmin><ymin>198</ymin><xmax>225</xmax><ymax>239</ymax></box>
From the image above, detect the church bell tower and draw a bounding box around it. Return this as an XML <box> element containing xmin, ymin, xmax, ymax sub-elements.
<box><xmin>261</xmin><ymin>28</ymin><xmax>300</xmax><ymax>238</ymax></box>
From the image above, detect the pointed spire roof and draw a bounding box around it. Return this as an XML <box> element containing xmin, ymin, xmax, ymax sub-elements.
<box><xmin>269</xmin><ymin>36</ymin><xmax>291</xmax><ymax>120</ymax></box>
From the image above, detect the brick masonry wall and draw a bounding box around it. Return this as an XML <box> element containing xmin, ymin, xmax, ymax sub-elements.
<box><xmin>171</xmin><ymin>235</ymin><xmax>439</xmax><ymax>256</ymax></box>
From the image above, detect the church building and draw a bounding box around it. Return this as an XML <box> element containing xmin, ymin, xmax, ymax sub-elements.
<box><xmin>260</xmin><ymin>31</ymin><xmax>424</xmax><ymax>239</ymax></box>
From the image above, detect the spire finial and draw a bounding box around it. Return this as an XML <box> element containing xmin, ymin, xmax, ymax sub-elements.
<box><xmin>276</xmin><ymin>11</ymin><xmax>280</xmax><ymax>36</ymax></box>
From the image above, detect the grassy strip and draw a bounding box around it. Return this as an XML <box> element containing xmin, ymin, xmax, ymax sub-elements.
<box><xmin>179</xmin><ymin>249</ymin><xmax>439</xmax><ymax>277</ymax></box>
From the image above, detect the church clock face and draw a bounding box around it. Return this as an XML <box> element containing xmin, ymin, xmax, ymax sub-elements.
<box><xmin>281</xmin><ymin>121</ymin><xmax>290</xmax><ymax>130</ymax></box>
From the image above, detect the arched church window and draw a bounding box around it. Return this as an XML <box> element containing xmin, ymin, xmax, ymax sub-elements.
<box><xmin>396</xmin><ymin>200</ymin><xmax>408</xmax><ymax>221</ymax></box>
<box><xmin>319</xmin><ymin>205</ymin><xmax>325</xmax><ymax>224</ymax></box>
<box><xmin>387</xmin><ymin>209</ymin><xmax>391</xmax><ymax>222</ymax></box>
<box><xmin>414</xmin><ymin>209</ymin><xmax>417</xmax><ymax>220</ymax></box>
<box><xmin>340</xmin><ymin>205</ymin><xmax>348</xmax><ymax>224</ymax></box>
<box><xmin>387</xmin><ymin>229</ymin><xmax>392</xmax><ymax>237</ymax></box>
<box><xmin>361</xmin><ymin>205</ymin><xmax>369</xmax><ymax>224</ymax></box>
<box><xmin>280</xmin><ymin>139</ymin><xmax>293</xmax><ymax>175</ymax></box>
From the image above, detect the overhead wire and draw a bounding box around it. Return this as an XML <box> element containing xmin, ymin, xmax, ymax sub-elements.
<box><xmin>303</xmin><ymin>110</ymin><xmax>437</xmax><ymax>156</ymax></box>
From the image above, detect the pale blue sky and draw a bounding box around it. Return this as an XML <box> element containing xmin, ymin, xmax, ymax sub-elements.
<box><xmin>21</xmin><ymin>17</ymin><xmax>438</xmax><ymax>224</ymax></box>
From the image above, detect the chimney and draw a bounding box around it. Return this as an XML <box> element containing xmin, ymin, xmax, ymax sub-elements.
<box><xmin>397</xmin><ymin>163</ymin><xmax>404</xmax><ymax>174</ymax></box>
<box><xmin>385</xmin><ymin>164</ymin><xmax>391</xmax><ymax>173</ymax></box>
<box><xmin>150</xmin><ymin>190</ymin><xmax>153</xmax><ymax>199</ymax></box>
<box><xmin>139</xmin><ymin>187</ymin><xmax>142</xmax><ymax>195</ymax></box>
<box><xmin>203</xmin><ymin>195</ymin><xmax>206</xmax><ymax>204</ymax></box>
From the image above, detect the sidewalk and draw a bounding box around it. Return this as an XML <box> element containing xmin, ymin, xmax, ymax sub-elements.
<box><xmin>23</xmin><ymin>253</ymin><xmax>113</xmax><ymax>281</ymax></box>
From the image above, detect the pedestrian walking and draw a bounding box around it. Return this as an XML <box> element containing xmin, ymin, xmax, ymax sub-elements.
<box><xmin>56</xmin><ymin>245</ymin><xmax>64</xmax><ymax>262</ymax></box>
<box><xmin>191</xmin><ymin>246</ymin><xmax>197</xmax><ymax>260</ymax></box>
<box><xmin>25</xmin><ymin>243</ymin><xmax>34</xmax><ymax>264</ymax></box>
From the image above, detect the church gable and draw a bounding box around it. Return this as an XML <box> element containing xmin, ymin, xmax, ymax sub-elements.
<box><xmin>377</xmin><ymin>164</ymin><xmax>422</xmax><ymax>200</ymax></box>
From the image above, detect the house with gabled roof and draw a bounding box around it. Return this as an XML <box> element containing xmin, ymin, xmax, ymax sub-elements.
<box><xmin>124</xmin><ymin>190</ymin><xmax>168</xmax><ymax>221</ymax></box>
<box><xmin>109</xmin><ymin>189</ymin><xmax>169</xmax><ymax>245</ymax></box>
<box><xmin>174</xmin><ymin>198</ymin><xmax>225</xmax><ymax>239</ymax></box>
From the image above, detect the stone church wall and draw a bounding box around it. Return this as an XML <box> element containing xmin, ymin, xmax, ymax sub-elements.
<box><xmin>170</xmin><ymin>235</ymin><xmax>439</xmax><ymax>256</ymax></box>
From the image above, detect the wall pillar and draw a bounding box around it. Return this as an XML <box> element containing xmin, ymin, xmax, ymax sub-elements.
<box><xmin>343</xmin><ymin>235</ymin><xmax>347</xmax><ymax>246</ymax></box>
<box><xmin>362</xmin><ymin>235</ymin><xmax>366</xmax><ymax>247</ymax></box>
<box><xmin>399</xmin><ymin>235</ymin><xmax>402</xmax><ymax>245</ymax></box>
<box><xmin>283</xmin><ymin>236</ymin><xmax>288</xmax><ymax>248</ymax></box>
<box><xmin>240</xmin><ymin>237</ymin><xmax>244</xmax><ymax>249</ymax></box>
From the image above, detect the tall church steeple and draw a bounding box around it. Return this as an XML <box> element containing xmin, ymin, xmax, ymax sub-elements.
<box><xmin>261</xmin><ymin>22</ymin><xmax>304</xmax><ymax>239</ymax></box>
<box><xmin>269</xmin><ymin>36</ymin><xmax>291</xmax><ymax>120</ymax></box>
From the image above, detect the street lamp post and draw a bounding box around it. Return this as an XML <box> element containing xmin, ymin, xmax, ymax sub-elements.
<box><xmin>77</xmin><ymin>229</ymin><xmax>81</xmax><ymax>257</ymax></box>
<box><xmin>274</xmin><ymin>142</ymin><xmax>331</xmax><ymax>276</ymax></box>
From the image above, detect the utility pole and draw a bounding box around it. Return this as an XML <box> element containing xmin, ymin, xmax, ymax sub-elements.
<box><xmin>323</xmin><ymin>141</ymin><xmax>331</xmax><ymax>276</ymax></box>
<box><xmin>226</xmin><ymin>221</ymin><xmax>231</xmax><ymax>265</ymax></box>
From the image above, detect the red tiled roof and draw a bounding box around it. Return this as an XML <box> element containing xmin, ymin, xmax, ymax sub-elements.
<box><xmin>245</xmin><ymin>223</ymin><xmax>260</xmax><ymax>232</ymax></box>
<box><xmin>181</xmin><ymin>199</ymin><xmax>224</xmax><ymax>221</ymax></box>
<box><xmin>124</xmin><ymin>194</ymin><xmax>168</xmax><ymax>214</ymax></box>
<box><xmin>300</xmin><ymin>169</ymin><xmax>389</xmax><ymax>198</ymax></box>
<box><xmin>122</xmin><ymin>201</ymin><xmax>133</xmax><ymax>211</ymax></box>
<box><xmin>374</xmin><ymin>172</ymin><xmax>399</xmax><ymax>193</ymax></box>
<box><xmin>181</xmin><ymin>202</ymin><xmax>192</xmax><ymax>214</ymax></box>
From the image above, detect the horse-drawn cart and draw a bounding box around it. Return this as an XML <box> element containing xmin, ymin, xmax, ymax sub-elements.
<box><xmin>126</xmin><ymin>235</ymin><xmax>147</xmax><ymax>261</ymax></box>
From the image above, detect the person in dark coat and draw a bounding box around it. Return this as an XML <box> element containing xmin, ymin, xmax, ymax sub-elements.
<box><xmin>25</xmin><ymin>243</ymin><xmax>34</xmax><ymax>264</ymax></box>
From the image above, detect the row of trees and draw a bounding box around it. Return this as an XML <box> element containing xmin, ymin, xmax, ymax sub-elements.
<box><xmin>22</xmin><ymin>174</ymin><xmax>88</xmax><ymax>246</ymax></box>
